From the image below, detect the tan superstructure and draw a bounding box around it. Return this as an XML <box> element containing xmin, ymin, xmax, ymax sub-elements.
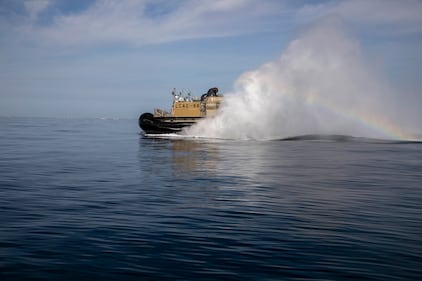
<box><xmin>172</xmin><ymin>100</ymin><xmax>201</xmax><ymax>117</ymax></box>
<box><xmin>153</xmin><ymin>87</ymin><xmax>223</xmax><ymax>118</ymax></box>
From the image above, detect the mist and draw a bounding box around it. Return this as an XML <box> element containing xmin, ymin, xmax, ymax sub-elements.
<box><xmin>186</xmin><ymin>19</ymin><xmax>420</xmax><ymax>141</ymax></box>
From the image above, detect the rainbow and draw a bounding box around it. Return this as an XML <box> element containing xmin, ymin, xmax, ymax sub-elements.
<box><xmin>304</xmin><ymin>95</ymin><xmax>418</xmax><ymax>141</ymax></box>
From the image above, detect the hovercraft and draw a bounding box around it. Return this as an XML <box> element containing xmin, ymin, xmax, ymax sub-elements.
<box><xmin>139</xmin><ymin>87</ymin><xmax>223</xmax><ymax>134</ymax></box>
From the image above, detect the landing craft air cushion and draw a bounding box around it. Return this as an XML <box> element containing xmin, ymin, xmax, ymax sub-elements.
<box><xmin>139</xmin><ymin>87</ymin><xmax>223</xmax><ymax>134</ymax></box>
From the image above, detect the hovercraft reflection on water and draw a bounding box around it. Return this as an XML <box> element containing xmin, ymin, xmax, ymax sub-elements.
<box><xmin>139</xmin><ymin>87</ymin><xmax>223</xmax><ymax>134</ymax></box>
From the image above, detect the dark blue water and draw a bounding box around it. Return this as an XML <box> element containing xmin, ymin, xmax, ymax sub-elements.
<box><xmin>1</xmin><ymin>117</ymin><xmax>421</xmax><ymax>280</ymax></box>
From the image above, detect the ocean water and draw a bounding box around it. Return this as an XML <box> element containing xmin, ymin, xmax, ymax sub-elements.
<box><xmin>0</xmin><ymin>117</ymin><xmax>421</xmax><ymax>280</ymax></box>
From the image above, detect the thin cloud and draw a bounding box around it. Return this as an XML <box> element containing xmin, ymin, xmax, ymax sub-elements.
<box><xmin>3</xmin><ymin>0</ymin><xmax>422</xmax><ymax>50</ymax></box>
<box><xmin>13</xmin><ymin>0</ymin><xmax>284</xmax><ymax>48</ymax></box>
<box><xmin>24</xmin><ymin>0</ymin><xmax>52</xmax><ymax>21</ymax></box>
<box><xmin>297</xmin><ymin>0</ymin><xmax>422</xmax><ymax>35</ymax></box>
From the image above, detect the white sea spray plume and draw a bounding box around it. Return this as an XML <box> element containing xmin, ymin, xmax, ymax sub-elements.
<box><xmin>186</xmin><ymin>19</ymin><xmax>417</xmax><ymax>140</ymax></box>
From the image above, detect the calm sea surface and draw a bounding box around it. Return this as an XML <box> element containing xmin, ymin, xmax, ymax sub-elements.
<box><xmin>0</xmin><ymin>117</ymin><xmax>421</xmax><ymax>280</ymax></box>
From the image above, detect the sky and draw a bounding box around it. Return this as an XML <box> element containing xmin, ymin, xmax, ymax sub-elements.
<box><xmin>0</xmin><ymin>0</ymin><xmax>422</xmax><ymax>119</ymax></box>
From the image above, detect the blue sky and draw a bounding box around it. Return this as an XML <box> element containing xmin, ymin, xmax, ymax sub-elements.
<box><xmin>1</xmin><ymin>0</ymin><xmax>421</xmax><ymax>118</ymax></box>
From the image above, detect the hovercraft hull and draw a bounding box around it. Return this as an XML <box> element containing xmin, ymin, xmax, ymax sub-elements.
<box><xmin>139</xmin><ymin>112</ymin><xmax>201</xmax><ymax>134</ymax></box>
